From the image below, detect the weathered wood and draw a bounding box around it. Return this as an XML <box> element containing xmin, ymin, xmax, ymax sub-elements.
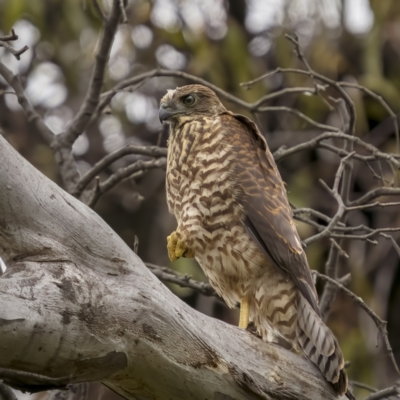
<box><xmin>0</xmin><ymin>135</ymin><xmax>344</xmax><ymax>400</ymax></box>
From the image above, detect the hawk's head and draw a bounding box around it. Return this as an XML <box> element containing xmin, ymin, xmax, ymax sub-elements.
<box><xmin>159</xmin><ymin>85</ymin><xmax>226</xmax><ymax>124</ymax></box>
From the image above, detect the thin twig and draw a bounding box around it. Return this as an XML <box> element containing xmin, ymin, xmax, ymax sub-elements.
<box><xmin>361</xmin><ymin>383</ymin><xmax>400</xmax><ymax>400</ymax></box>
<box><xmin>87</xmin><ymin>158</ymin><xmax>166</xmax><ymax>207</ymax></box>
<box><xmin>273</xmin><ymin>130</ymin><xmax>400</xmax><ymax>167</ymax></box>
<box><xmin>303</xmin><ymin>153</ymin><xmax>354</xmax><ymax>246</ymax></box>
<box><xmin>346</xmin><ymin>201</ymin><xmax>400</xmax><ymax>211</ymax></box>
<box><xmin>314</xmin><ymin>271</ymin><xmax>400</xmax><ymax>377</ymax></box>
<box><xmin>0</xmin><ymin>35</ymin><xmax>81</xmax><ymax>191</ymax></box>
<box><xmin>73</xmin><ymin>145</ymin><xmax>167</xmax><ymax>198</ymax></box>
<box><xmin>329</xmin><ymin>239</ymin><xmax>349</xmax><ymax>259</ymax></box>
<box><xmin>0</xmin><ymin>29</ymin><xmax>29</xmax><ymax>60</ymax></box>
<box><xmin>250</xmin><ymin>86</ymin><xmax>323</xmax><ymax>108</ymax></box>
<box><xmin>0</xmin><ymin>63</ymin><xmax>54</xmax><ymax>143</ymax></box>
<box><xmin>339</xmin><ymin>81</ymin><xmax>400</xmax><ymax>154</ymax></box>
<box><xmin>0</xmin><ymin>29</ymin><xmax>18</xmax><ymax>42</ymax></box>
<box><xmin>349</xmin><ymin>380</ymin><xmax>377</xmax><ymax>393</ymax></box>
<box><xmin>350</xmin><ymin>187</ymin><xmax>400</xmax><ymax>207</ymax></box>
<box><xmin>145</xmin><ymin>263</ymin><xmax>217</xmax><ymax>297</ymax></box>
<box><xmin>0</xmin><ymin>41</ymin><xmax>29</xmax><ymax>60</ymax></box>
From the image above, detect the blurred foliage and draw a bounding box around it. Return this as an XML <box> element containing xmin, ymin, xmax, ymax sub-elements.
<box><xmin>1</xmin><ymin>0</ymin><xmax>400</xmax><ymax>396</ymax></box>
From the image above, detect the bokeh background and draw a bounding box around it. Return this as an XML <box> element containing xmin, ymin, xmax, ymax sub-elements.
<box><xmin>1</xmin><ymin>0</ymin><xmax>400</xmax><ymax>398</ymax></box>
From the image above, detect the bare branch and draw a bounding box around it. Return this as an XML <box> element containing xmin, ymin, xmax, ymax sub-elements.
<box><xmin>0</xmin><ymin>33</ymin><xmax>82</xmax><ymax>191</ymax></box>
<box><xmin>251</xmin><ymin>86</ymin><xmax>325</xmax><ymax>107</ymax></box>
<box><xmin>0</xmin><ymin>62</ymin><xmax>54</xmax><ymax>143</ymax></box>
<box><xmin>314</xmin><ymin>271</ymin><xmax>400</xmax><ymax>377</ymax></box>
<box><xmin>0</xmin><ymin>41</ymin><xmax>28</xmax><ymax>60</ymax></box>
<box><xmin>87</xmin><ymin>157</ymin><xmax>166</xmax><ymax>207</ymax></box>
<box><xmin>61</xmin><ymin>0</ymin><xmax>122</xmax><ymax>145</ymax></box>
<box><xmin>329</xmin><ymin>239</ymin><xmax>349</xmax><ymax>259</ymax></box>
<box><xmin>349</xmin><ymin>381</ymin><xmax>377</xmax><ymax>393</ymax></box>
<box><xmin>256</xmin><ymin>105</ymin><xmax>341</xmax><ymax>131</ymax></box>
<box><xmin>345</xmin><ymin>201</ymin><xmax>400</xmax><ymax>211</ymax></box>
<box><xmin>273</xmin><ymin>131</ymin><xmax>400</xmax><ymax>168</ymax></box>
<box><xmin>339</xmin><ymin>81</ymin><xmax>400</xmax><ymax>153</ymax></box>
<box><xmin>96</xmin><ymin>79</ymin><xmax>150</xmax><ymax>117</ymax></box>
<box><xmin>329</xmin><ymin>227</ymin><xmax>400</xmax><ymax>241</ymax></box>
<box><xmin>146</xmin><ymin>263</ymin><xmax>217</xmax><ymax>297</ymax></box>
<box><xmin>0</xmin><ymin>29</ymin><xmax>18</xmax><ymax>42</ymax></box>
<box><xmin>302</xmin><ymin>153</ymin><xmax>354</xmax><ymax>246</ymax></box>
<box><xmin>361</xmin><ymin>383</ymin><xmax>400</xmax><ymax>400</ymax></box>
<box><xmin>0</xmin><ymin>29</ymin><xmax>29</xmax><ymax>60</ymax></box>
<box><xmin>73</xmin><ymin>145</ymin><xmax>167</xmax><ymax>198</ymax></box>
<box><xmin>350</xmin><ymin>187</ymin><xmax>400</xmax><ymax>207</ymax></box>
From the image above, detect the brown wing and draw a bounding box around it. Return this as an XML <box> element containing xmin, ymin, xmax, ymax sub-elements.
<box><xmin>220</xmin><ymin>112</ymin><xmax>320</xmax><ymax>316</ymax></box>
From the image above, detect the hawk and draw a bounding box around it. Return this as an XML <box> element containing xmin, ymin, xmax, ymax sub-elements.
<box><xmin>159</xmin><ymin>84</ymin><xmax>348</xmax><ymax>396</ymax></box>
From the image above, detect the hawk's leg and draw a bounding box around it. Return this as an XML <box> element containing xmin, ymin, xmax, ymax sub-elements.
<box><xmin>167</xmin><ymin>230</ymin><xmax>194</xmax><ymax>261</ymax></box>
<box><xmin>239</xmin><ymin>297</ymin><xmax>250</xmax><ymax>329</ymax></box>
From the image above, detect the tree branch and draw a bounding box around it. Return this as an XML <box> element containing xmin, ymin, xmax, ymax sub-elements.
<box><xmin>146</xmin><ymin>263</ymin><xmax>217</xmax><ymax>297</ymax></box>
<box><xmin>361</xmin><ymin>383</ymin><xmax>400</xmax><ymax>400</ymax></box>
<box><xmin>86</xmin><ymin>157</ymin><xmax>166</xmax><ymax>207</ymax></box>
<box><xmin>61</xmin><ymin>0</ymin><xmax>121</xmax><ymax>146</ymax></box>
<box><xmin>314</xmin><ymin>271</ymin><xmax>400</xmax><ymax>377</ymax></box>
<box><xmin>0</xmin><ymin>31</ymin><xmax>80</xmax><ymax>192</ymax></box>
<box><xmin>73</xmin><ymin>145</ymin><xmax>167</xmax><ymax>198</ymax></box>
<box><xmin>0</xmin><ymin>29</ymin><xmax>29</xmax><ymax>60</ymax></box>
<box><xmin>0</xmin><ymin>134</ymin><xmax>347</xmax><ymax>400</ymax></box>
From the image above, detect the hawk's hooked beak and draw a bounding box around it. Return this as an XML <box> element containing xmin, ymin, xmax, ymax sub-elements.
<box><xmin>159</xmin><ymin>103</ymin><xmax>179</xmax><ymax>123</ymax></box>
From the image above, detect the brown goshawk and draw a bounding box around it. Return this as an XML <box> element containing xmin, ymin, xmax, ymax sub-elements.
<box><xmin>159</xmin><ymin>84</ymin><xmax>349</xmax><ymax>396</ymax></box>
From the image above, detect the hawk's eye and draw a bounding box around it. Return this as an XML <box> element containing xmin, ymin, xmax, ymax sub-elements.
<box><xmin>182</xmin><ymin>95</ymin><xmax>196</xmax><ymax>106</ymax></box>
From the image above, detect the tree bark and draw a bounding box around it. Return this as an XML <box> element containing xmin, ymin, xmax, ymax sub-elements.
<box><xmin>0</xmin><ymin>135</ymin><xmax>344</xmax><ymax>400</ymax></box>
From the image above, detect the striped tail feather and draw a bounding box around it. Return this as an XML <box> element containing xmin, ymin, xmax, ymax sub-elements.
<box><xmin>296</xmin><ymin>295</ymin><xmax>348</xmax><ymax>396</ymax></box>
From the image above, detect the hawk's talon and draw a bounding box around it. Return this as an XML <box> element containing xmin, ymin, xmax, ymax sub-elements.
<box><xmin>167</xmin><ymin>231</ymin><xmax>194</xmax><ymax>261</ymax></box>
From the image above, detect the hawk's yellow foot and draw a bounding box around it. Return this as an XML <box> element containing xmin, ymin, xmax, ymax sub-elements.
<box><xmin>167</xmin><ymin>231</ymin><xmax>194</xmax><ymax>261</ymax></box>
<box><xmin>239</xmin><ymin>297</ymin><xmax>250</xmax><ymax>329</ymax></box>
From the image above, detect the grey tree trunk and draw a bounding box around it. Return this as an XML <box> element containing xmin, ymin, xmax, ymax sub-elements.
<box><xmin>0</xmin><ymin>135</ymin><xmax>344</xmax><ymax>400</ymax></box>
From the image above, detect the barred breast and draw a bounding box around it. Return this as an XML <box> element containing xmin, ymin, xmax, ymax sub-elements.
<box><xmin>166</xmin><ymin>116</ymin><xmax>299</xmax><ymax>344</ymax></box>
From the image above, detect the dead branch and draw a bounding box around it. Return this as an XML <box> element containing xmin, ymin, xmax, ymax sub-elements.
<box><xmin>87</xmin><ymin>157</ymin><xmax>166</xmax><ymax>207</ymax></box>
<box><xmin>349</xmin><ymin>187</ymin><xmax>400</xmax><ymax>207</ymax></box>
<box><xmin>273</xmin><ymin>131</ymin><xmax>400</xmax><ymax>167</ymax></box>
<box><xmin>0</xmin><ymin>134</ymin><xmax>347</xmax><ymax>400</ymax></box>
<box><xmin>0</xmin><ymin>30</ymin><xmax>29</xmax><ymax>60</ymax></box>
<box><xmin>361</xmin><ymin>383</ymin><xmax>400</xmax><ymax>400</ymax></box>
<box><xmin>338</xmin><ymin>82</ymin><xmax>400</xmax><ymax>152</ymax></box>
<box><xmin>302</xmin><ymin>153</ymin><xmax>354</xmax><ymax>246</ymax></box>
<box><xmin>73</xmin><ymin>145</ymin><xmax>167</xmax><ymax>198</ymax></box>
<box><xmin>61</xmin><ymin>0</ymin><xmax>121</xmax><ymax>146</ymax></box>
<box><xmin>0</xmin><ymin>41</ymin><xmax>28</xmax><ymax>60</ymax></box>
<box><xmin>350</xmin><ymin>381</ymin><xmax>377</xmax><ymax>393</ymax></box>
<box><xmin>146</xmin><ymin>263</ymin><xmax>217</xmax><ymax>297</ymax></box>
<box><xmin>0</xmin><ymin>35</ymin><xmax>79</xmax><ymax>191</ymax></box>
<box><xmin>313</xmin><ymin>271</ymin><xmax>400</xmax><ymax>377</ymax></box>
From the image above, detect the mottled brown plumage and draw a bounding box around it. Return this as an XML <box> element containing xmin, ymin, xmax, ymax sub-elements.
<box><xmin>160</xmin><ymin>85</ymin><xmax>349</xmax><ymax>396</ymax></box>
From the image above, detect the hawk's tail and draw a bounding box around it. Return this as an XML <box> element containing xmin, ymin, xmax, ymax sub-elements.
<box><xmin>296</xmin><ymin>295</ymin><xmax>349</xmax><ymax>397</ymax></box>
